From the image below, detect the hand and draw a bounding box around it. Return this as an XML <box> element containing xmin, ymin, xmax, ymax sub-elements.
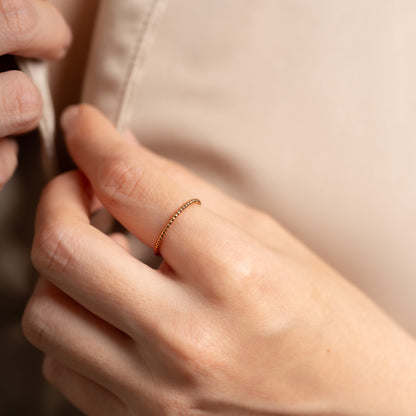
<box><xmin>23</xmin><ymin>105</ymin><xmax>416</xmax><ymax>415</ymax></box>
<box><xmin>0</xmin><ymin>0</ymin><xmax>71</xmax><ymax>189</ymax></box>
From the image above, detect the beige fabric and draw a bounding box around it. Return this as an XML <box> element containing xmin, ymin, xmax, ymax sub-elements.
<box><xmin>17</xmin><ymin>58</ymin><xmax>57</xmax><ymax>177</ymax></box>
<box><xmin>82</xmin><ymin>0</ymin><xmax>168</xmax><ymax>131</ymax></box>
<box><xmin>1</xmin><ymin>0</ymin><xmax>415</xmax><ymax>414</ymax></box>
<box><xmin>84</xmin><ymin>0</ymin><xmax>416</xmax><ymax>335</ymax></box>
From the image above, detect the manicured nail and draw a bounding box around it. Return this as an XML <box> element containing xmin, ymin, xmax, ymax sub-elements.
<box><xmin>61</xmin><ymin>105</ymin><xmax>79</xmax><ymax>131</ymax></box>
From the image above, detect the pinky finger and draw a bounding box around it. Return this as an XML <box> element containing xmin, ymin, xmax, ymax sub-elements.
<box><xmin>0</xmin><ymin>139</ymin><xmax>18</xmax><ymax>190</ymax></box>
<box><xmin>43</xmin><ymin>356</ymin><xmax>128</xmax><ymax>416</ymax></box>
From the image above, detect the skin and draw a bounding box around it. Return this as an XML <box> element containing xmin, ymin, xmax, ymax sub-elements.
<box><xmin>0</xmin><ymin>0</ymin><xmax>71</xmax><ymax>190</ymax></box>
<box><xmin>22</xmin><ymin>105</ymin><xmax>416</xmax><ymax>415</ymax></box>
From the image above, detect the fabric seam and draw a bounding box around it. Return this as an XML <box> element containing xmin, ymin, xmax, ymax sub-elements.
<box><xmin>114</xmin><ymin>0</ymin><xmax>162</xmax><ymax>130</ymax></box>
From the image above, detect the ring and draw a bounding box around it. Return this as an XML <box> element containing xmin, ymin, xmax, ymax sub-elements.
<box><xmin>154</xmin><ymin>198</ymin><xmax>201</xmax><ymax>256</ymax></box>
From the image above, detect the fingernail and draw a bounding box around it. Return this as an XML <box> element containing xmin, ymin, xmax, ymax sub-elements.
<box><xmin>61</xmin><ymin>105</ymin><xmax>79</xmax><ymax>131</ymax></box>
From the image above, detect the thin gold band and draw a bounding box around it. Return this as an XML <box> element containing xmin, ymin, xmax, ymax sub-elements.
<box><xmin>154</xmin><ymin>198</ymin><xmax>201</xmax><ymax>256</ymax></box>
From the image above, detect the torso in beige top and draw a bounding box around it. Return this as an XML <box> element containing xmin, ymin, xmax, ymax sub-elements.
<box><xmin>49</xmin><ymin>0</ymin><xmax>416</xmax><ymax>336</ymax></box>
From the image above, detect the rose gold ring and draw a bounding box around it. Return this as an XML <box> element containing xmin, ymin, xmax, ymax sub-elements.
<box><xmin>154</xmin><ymin>198</ymin><xmax>201</xmax><ymax>256</ymax></box>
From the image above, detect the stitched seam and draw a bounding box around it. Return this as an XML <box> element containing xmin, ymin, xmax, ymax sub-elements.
<box><xmin>114</xmin><ymin>0</ymin><xmax>161</xmax><ymax>130</ymax></box>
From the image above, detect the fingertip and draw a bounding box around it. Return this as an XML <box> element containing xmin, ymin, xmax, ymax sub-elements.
<box><xmin>54</xmin><ymin>26</ymin><xmax>73</xmax><ymax>60</ymax></box>
<box><xmin>35</xmin><ymin>1</ymin><xmax>73</xmax><ymax>61</ymax></box>
<box><xmin>45</xmin><ymin>12</ymin><xmax>73</xmax><ymax>61</ymax></box>
<box><xmin>61</xmin><ymin>105</ymin><xmax>128</xmax><ymax>172</ymax></box>
<box><xmin>60</xmin><ymin>105</ymin><xmax>80</xmax><ymax>132</ymax></box>
<box><xmin>60</xmin><ymin>104</ymin><xmax>113</xmax><ymax>136</ymax></box>
<box><xmin>62</xmin><ymin>22</ymin><xmax>73</xmax><ymax>52</ymax></box>
<box><xmin>35</xmin><ymin>170</ymin><xmax>92</xmax><ymax>232</ymax></box>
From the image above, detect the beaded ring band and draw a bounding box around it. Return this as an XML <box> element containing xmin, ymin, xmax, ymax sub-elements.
<box><xmin>153</xmin><ymin>199</ymin><xmax>201</xmax><ymax>256</ymax></box>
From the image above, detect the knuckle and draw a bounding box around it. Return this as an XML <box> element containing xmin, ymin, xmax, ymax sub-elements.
<box><xmin>31</xmin><ymin>221</ymin><xmax>77</xmax><ymax>276</ymax></box>
<box><xmin>219</xmin><ymin>252</ymin><xmax>263</xmax><ymax>306</ymax></box>
<box><xmin>97</xmin><ymin>157</ymin><xmax>144</xmax><ymax>203</ymax></box>
<box><xmin>224</xmin><ymin>251</ymin><xmax>256</xmax><ymax>286</ymax></box>
<box><xmin>235</xmin><ymin>254</ymin><xmax>257</xmax><ymax>281</ymax></box>
<box><xmin>2</xmin><ymin>71</ymin><xmax>42</xmax><ymax>133</ymax></box>
<box><xmin>21</xmin><ymin>297</ymin><xmax>52</xmax><ymax>350</ymax></box>
<box><xmin>0</xmin><ymin>0</ymin><xmax>37</xmax><ymax>43</ymax></box>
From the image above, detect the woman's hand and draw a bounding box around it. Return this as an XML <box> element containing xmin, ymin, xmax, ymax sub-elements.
<box><xmin>23</xmin><ymin>105</ymin><xmax>416</xmax><ymax>415</ymax></box>
<box><xmin>0</xmin><ymin>0</ymin><xmax>71</xmax><ymax>189</ymax></box>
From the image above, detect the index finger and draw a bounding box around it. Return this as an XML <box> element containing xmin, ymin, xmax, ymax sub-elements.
<box><xmin>0</xmin><ymin>0</ymin><xmax>72</xmax><ymax>60</ymax></box>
